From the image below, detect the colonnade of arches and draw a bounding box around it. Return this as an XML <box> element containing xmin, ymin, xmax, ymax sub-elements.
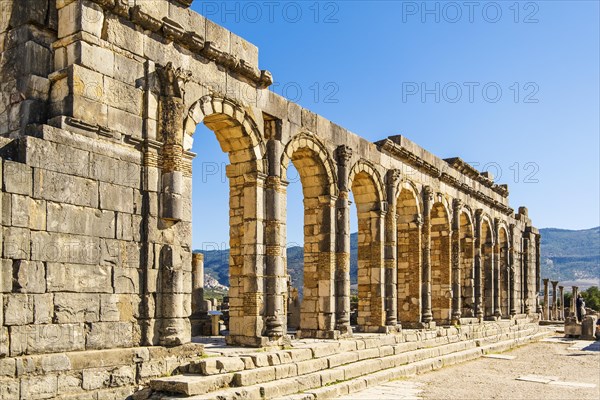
<box><xmin>176</xmin><ymin>96</ymin><xmax>535</xmax><ymax>345</ymax></box>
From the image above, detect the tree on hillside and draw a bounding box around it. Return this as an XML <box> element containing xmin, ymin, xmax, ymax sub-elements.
<box><xmin>581</xmin><ymin>286</ymin><xmax>600</xmax><ymax>311</ymax></box>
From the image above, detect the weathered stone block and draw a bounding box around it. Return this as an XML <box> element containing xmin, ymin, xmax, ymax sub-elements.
<box><xmin>47</xmin><ymin>202</ymin><xmax>115</xmax><ymax>239</ymax></box>
<box><xmin>82</xmin><ymin>368</ymin><xmax>110</xmax><ymax>390</ymax></box>
<box><xmin>54</xmin><ymin>293</ymin><xmax>99</xmax><ymax>323</ymax></box>
<box><xmin>11</xmin><ymin>260</ymin><xmax>45</xmax><ymax>293</ymax></box>
<box><xmin>86</xmin><ymin>322</ymin><xmax>133</xmax><ymax>349</ymax></box>
<box><xmin>105</xmin><ymin>14</ymin><xmax>144</xmax><ymax>56</ymax></box>
<box><xmin>77</xmin><ymin>40</ymin><xmax>115</xmax><ymax>78</ymax></box>
<box><xmin>0</xmin><ymin>376</ymin><xmax>19</xmax><ymax>399</ymax></box>
<box><xmin>3</xmin><ymin>160</ymin><xmax>32</xmax><ymax>196</ymax></box>
<box><xmin>33</xmin><ymin>294</ymin><xmax>54</xmax><ymax>325</ymax></box>
<box><xmin>108</xmin><ymin>106</ymin><xmax>144</xmax><ymax>138</ymax></box>
<box><xmin>47</xmin><ymin>263</ymin><xmax>112</xmax><ymax>293</ymax></box>
<box><xmin>114</xmin><ymin>267</ymin><xmax>140</xmax><ymax>294</ymax></box>
<box><xmin>20</xmin><ymin>135</ymin><xmax>89</xmax><ymax>178</ymax></box>
<box><xmin>3</xmin><ymin>293</ymin><xmax>34</xmax><ymax>326</ymax></box>
<box><xmin>31</xmin><ymin>231</ymin><xmax>100</xmax><ymax>265</ymax></box>
<box><xmin>205</xmin><ymin>18</ymin><xmax>230</xmax><ymax>53</ymax></box>
<box><xmin>9</xmin><ymin>323</ymin><xmax>86</xmax><ymax>356</ymax></box>
<box><xmin>33</xmin><ymin>168</ymin><xmax>98</xmax><ymax>208</ymax></box>
<box><xmin>10</xmin><ymin>195</ymin><xmax>46</xmax><ymax>230</ymax></box>
<box><xmin>58</xmin><ymin>0</ymin><xmax>104</xmax><ymax>38</ymax></box>
<box><xmin>99</xmin><ymin>182</ymin><xmax>134</xmax><ymax>213</ymax></box>
<box><xmin>105</xmin><ymin>77</ymin><xmax>143</xmax><ymax>115</ymax></box>
<box><xmin>111</xmin><ymin>365</ymin><xmax>136</xmax><ymax>387</ymax></box>
<box><xmin>90</xmin><ymin>152</ymin><xmax>141</xmax><ymax>188</ymax></box>
<box><xmin>100</xmin><ymin>294</ymin><xmax>137</xmax><ymax>322</ymax></box>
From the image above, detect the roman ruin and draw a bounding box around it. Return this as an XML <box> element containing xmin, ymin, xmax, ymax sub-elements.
<box><xmin>0</xmin><ymin>0</ymin><xmax>543</xmax><ymax>398</ymax></box>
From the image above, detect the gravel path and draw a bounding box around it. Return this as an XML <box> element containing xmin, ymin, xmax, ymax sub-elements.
<box><xmin>340</xmin><ymin>337</ymin><xmax>600</xmax><ymax>400</ymax></box>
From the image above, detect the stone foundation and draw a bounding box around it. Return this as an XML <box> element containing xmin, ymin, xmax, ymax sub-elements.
<box><xmin>0</xmin><ymin>343</ymin><xmax>204</xmax><ymax>399</ymax></box>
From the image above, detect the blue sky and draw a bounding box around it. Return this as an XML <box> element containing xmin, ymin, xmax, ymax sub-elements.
<box><xmin>189</xmin><ymin>1</ymin><xmax>600</xmax><ymax>250</ymax></box>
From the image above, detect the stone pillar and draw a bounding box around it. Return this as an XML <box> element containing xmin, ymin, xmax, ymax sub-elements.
<box><xmin>334</xmin><ymin>145</ymin><xmax>352</xmax><ymax>334</ymax></box>
<box><xmin>474</xmin><ymin>209</ymin><xmax>484</xmax><ymax>320</ymax></box>
<box><xmin>156</xmin><ymin>63</ymin><xmax>191</xmax><ymax>346</ymax></box>
<box><xmin>523</xmin><ymin>233</ymin><xmax>531</xmax><ymax>314</ymax></box>
<box><xmin>542</xmin><ymin>279</ymin><xmax>549</xmax><ymax>320</ymax></box>
<box><xmin>384</xmin><ymin>170</ymin><xmax>402</xmax><ymax>327</ymax></box>
<box><xmin>192</xmin><ymin>253</ymin><xmax>205</xmax><ymax>314</ymax></box>
<box><xmin>535</xmin><ymin>234</ymin><xmax>542</xmax><ymax>314</ymax></box>
<box><xmin>551</xmin><ymin>281</ymin><xmax>558</xmax><ymax>321</ymax></box>
<box><xmin>493</xmin><ymin>220</ymin><xmax>501</xmax><ymax>319</ymax></box>
<box><xmin>451</xmin><ymin>199</ymin><xmax>462</xmax><ymax>322</ymax></box>
<box><xmin>571</xmin><ymin>286</ymin><xmax>579</xmax><ymax>316</ymax></box>
<box><xmin>421</xmin><ymin>186</ymin><xmax>434</xmax><ymax>324</ymax></box>
<box><xmin>264</xmin><ymin>132</ymin><xmax>286</xmax><ymax>339</ymax></box>
<box><xmin>558</xmin><ymin>285</ymin><xmax>564</xmax><ymax>320</ymax></box>
<box><xmin>509</xmin><ymin>224</ymin><xmax>517</xmax><ymax>316</ymax></box>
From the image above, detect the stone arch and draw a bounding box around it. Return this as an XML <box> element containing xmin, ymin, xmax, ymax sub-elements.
<box><xmin>481</xmin><ymin>216</ymin><xmax>495</xmax><ymax>319</ymax></box>
<box><xmin>348</xmin><ymin>160</ymin><xmax>386</xmax><ymax>330</ymax></box>
<box><xmin>281</xmin><ymin>132</ymin><xmax>338</xmax><ymax>195</ymax></box>
<box><xmin>183</xmin><ymin>95</ymin><xmax>267</xmax><ymax>345</ymax></box>
<box><xmin>396</xmin><ymin>182</ymin><xmax>422</xmax><ymax>325</ymax></box>
<box><xmin>459</xmin><ymin>209</ymin><xmax>475</xmax><ymax>317</ymax></box>
<box><xmin>430</xmin><ymin>201</ymin><xmax>452</xmax><ymax>324</ymax></box>
<box><xmin>280</xmin><ymin>132</ymin><xmax>337</xmax><ymax>336</ymax></box>
<box><xmin>184</xmin><ymin>95</ymin><xmax>266</xmax><ymax>173</ymax></box>
<box><xmin>498</xmin><ymin>224</ymin><xmax>510</xmax><ymax>317</ymax></box>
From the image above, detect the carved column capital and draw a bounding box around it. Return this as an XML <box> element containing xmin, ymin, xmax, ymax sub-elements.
<box><xmin>335</xmin><ymin>145</ymin><xmax>353</xmax><ymax>166</ymax></box>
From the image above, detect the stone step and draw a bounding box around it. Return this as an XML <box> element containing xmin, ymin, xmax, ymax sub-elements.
<box><xmin>151</xmin><ymin>324</ymin><xmax>544</xmax><ymax>398</ymax></box>
<box><xmin>150</xmin><ymin>324</ymin><xmax>539</xmax><ymax>399</ymax></box>
<box><xmin>281</xmin><ymin>329</ymin><xmax>554</xmax><ymax>400</ymax></box>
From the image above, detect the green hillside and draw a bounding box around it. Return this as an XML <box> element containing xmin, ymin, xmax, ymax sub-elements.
<box><xmin>197</xmin><ymin>227</ymin><xmax>599</xmax><ymax>291</ymax></box>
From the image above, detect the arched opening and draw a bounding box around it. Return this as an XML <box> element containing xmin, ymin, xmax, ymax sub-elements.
<box><xmin>184</xmin><ymin>98</ymin><xmax>266</xmax><ymax>345</ymax></box>
<box><xmin>281</xmin><ymin>136</ymin><xmax>336</xmax><ymax>337</ymax></box>
<box><xmin>430</xmin><ymin>202</ymin><xmax>451</xmax><ymax>324</ymax></box>
<box><xmin>459</xmin><ymin>212</ymin><xmax>475</xmax><ymax>317</ymax></box>
<box><xmin>397</xmin><ymin>187</ymin><xmax>421</xmax><ymax>325</ymax></box>
<box><xmin>481</xmin><ymin>219</ymin><xmax>495</xmax><ymax>318</ymax></box>
<box><xmin>350</xmin><ymin>165</ymin><xmax>385</xmax><ymax>331</ymax></box>
<box><xmin>498</xmin><ymin>226</ymin><xmax>510</xmax><ymax>318</ymax></box>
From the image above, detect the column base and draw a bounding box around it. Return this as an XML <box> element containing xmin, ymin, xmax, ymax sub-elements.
<box><xmin>297</xmin><ymin>329</ymin><xmax>342</xmax><ymax>340</ymax></box>
<box><xmin>458</xmin><ymin>317</ymin><xmax>480</xmax><ymax>325</ymax></box>
<box><xmin>159</xmin><ymin>318</ymin><xmax>191</xmax><ymax>347</ymax></box>
<box><xmin>400</xmin><ymin>321</ymin><xmax>437</xmax><ymax>330</ymax></box>
<box><xmin>355</xmin><ymin>325</ymin><xmax>394</xmax><ymax>333</ymax></box>
<box><xmin>225</xmin><ymin>334</ymin><xmax>291</xmax><ymax>348</ymax></box>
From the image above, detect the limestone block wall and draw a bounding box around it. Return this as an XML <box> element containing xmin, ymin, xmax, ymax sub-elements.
<box><xmin>0</xmin><ymin>0</ymin><xmax>542</xmax><ymax>371</ymax></box>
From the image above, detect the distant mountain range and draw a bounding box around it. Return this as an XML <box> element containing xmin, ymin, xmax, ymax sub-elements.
<box><xmin>197</xmin><ymin>227</ymin><xmax>599</xmax><ymax>291</ymax></box>
<box><xmin>539</xmin><ymin>227</ymin><xmax>599</xmax><ymax>288</ymax></box>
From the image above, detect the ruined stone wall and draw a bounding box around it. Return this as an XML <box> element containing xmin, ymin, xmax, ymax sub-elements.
<box><xmin>0</xmin><ymin>0</ymin><xmax>542</xmax><ymax>396</ymax></box>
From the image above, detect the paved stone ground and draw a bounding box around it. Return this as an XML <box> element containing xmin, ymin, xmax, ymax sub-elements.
<box><xmin>338</xmin><ymin>337</ymin><xmax>600</xmax><ymax>400</ymax></box>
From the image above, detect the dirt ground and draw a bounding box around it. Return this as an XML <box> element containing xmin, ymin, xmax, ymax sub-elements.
<box><xmin>341</xmin><ymin>337</ymin><xmax>600</xmax><ymax>400</ymax></box>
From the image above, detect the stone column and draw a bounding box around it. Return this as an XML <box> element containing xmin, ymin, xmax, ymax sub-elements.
<box><xmin>474</xmin><ymin>209</ymin><xmax>484</xmax><ymax>320</ymax></box>
<box><xmin>523</xmin><ymin>233</ymin><xmax>531</xmax><ymax>314</ymax></box>
<box><xmin>493</xmin><ymin>220</ymin><xmax>501</xmax><ymax>319</ymax></box>
<box><xmin>542</xmin><ymin>279</ymin><xmax>549</xmax><ymax>320</ymax></box>
<box><xmin>558</xmin><ymin>285</ymin><xmax>564</xmax><ymax>320</ymax></box>
<box><xmin>264</xmin><ymin>133</ymin><xmax>286</xmax><ymax>339</ymax></box>
<box><xmin>451</xmin><ymin>199</ymin><xmax>462</xmax><ymax>322</ymax></box>
<box><xmin>535</xmin><ymin>234</ymin><xmax>542</xmax><ymax>314</ymax></box>
<box><xmin>571</xmin><ymin>286</ymin><xmax>579</xmax><ymax>316</ymax></box>
<box><xmin>551</xmin><ymin>281</ymin><xmax>558</xmax><ymax>321</ymax></box>
<box><xmin>509</xmin><ymin>224</ymin><xmax>517</xmax><ymax>316</ymax></box>
<box><xmin>192</xmin><ymin>253</ymin><xmax>205</xmax><ymax>314</ymax></box>
<box><xmin>421</xmin><ymin>186</ymin><xmax>434</xmax><ymax>324</ymax></box>
<box><xmin>334</xmin><ymin>145</ymin><xmax>352</xmax><ymax>334</ymax></box>
<box><xmin>156</xmin><ymin>63</ymin><xmax>191</xmax><ymax>346</ymax></box>
<box><xmin>384</xmin><ymin>170</ymin><xmax>401</xmax><ymax>327</ymax></box>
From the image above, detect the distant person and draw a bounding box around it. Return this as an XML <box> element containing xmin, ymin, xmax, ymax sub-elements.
<box><xmin>576</xmin><ymin>294</ymin><xmax>586</xmax><ymax>322</ymax></box>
